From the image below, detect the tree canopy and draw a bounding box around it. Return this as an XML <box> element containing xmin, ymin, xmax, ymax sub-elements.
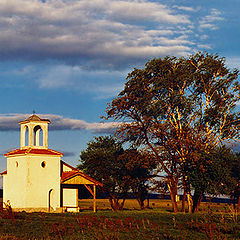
<box><xmin>187</xmin><ymin>146</ymin><xmax>238</xmax><ymax>212</ymax></box>
<box><xmin>106</xmin><ymin>52</ymin><xmax>240</xmax><ymax>212</ymax></box>
<box><xmin>78</xmin><ymin>136</ymin><xmax>155</xmax><ymax>210</ymax></box>
<box><xmin>78</xmin><ymin>136</ymin><xmax>126</xmax><ymax>211</ymax></box>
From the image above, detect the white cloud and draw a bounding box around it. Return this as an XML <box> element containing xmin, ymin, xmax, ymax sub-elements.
<box><xmin>197</xmin><ymin>44</ymin><xmax>211</xmax><ymax>50</ymax></box>
<box><xmin>108</xmin><ymin>1</ymin><xmax>190</xmax><ymax>24</ymax></box>
<box><xmin>173</xmin><ymin>5</ymin><xmax>199</xmax><ymax>12</ymax></box>
<box><xmin>0</xmin><ymin>113</ymin><xmax>120</xmax><ymax>133</ymax></box>
<box><xmin>0</xmin><ymin>0</ymin><xmax>199</xmax><ymax>69</ymax></box>
<box><xmin>200</xmin><ymin>34</ymin><xmax>208</xmax><ymax>40</ymax></box>
<box><xmin>199</xmin><ymin>8</ymin><xmax>224</xmax><ymax>30</ymax></box>
<box><xmin>0</xmin><ymin>0</ymin><xmax>227</xmax><ymax>94</ymax></box>
<box><xmin>226</xmin><ymin>57</ymin><xmax>240</xmax><ymax>69</ymax></box>
<box><xmin>37</xmin><ymin>64</ymin><xmax>126</xmax><ymax>98</ymax></box>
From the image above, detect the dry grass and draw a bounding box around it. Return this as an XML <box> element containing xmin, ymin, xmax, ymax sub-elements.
<box><xmin>79</xmin><ymin>198</ymin><xmax>228</xmax><ymax>212</ymax></box>
<box><xmin>79</xmin><ymin>198</ymin><xmax>172</xmax><ymax>210</ymax></box>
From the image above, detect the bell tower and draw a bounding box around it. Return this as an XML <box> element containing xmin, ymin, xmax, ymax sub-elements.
<box><xmin>19</xmin><ymin>114</ymin><xmax>50</xmax><ymax>149</ymax></box>
<box><xmin>2</xmin><ymin>114</ymin><xmax>63</xmax><ymax>211</ymax></box>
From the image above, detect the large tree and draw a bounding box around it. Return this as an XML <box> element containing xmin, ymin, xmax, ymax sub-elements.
<box><xmin>117</xmin><ymin>149</ymin><xmax>156</xmax><ymax>209</ymax></box>
<box><xmin>187</xmin><ymin>146</ymin><xmax>238</xmax><ymax>213</ymax></box>
<box><xmin>78</xmin><ymin>136</ymin><xmax>127</xmax><ymax>211</ymax></box>
<box><xmin>78</xmin><ymin>136</ymin><xmax>155</xmax><ymax>211</ymax></box>
<box><xmin>230</xmin><ymin>152</ymin><xmax>240</xmax><ymax>212</ymax></box>
<box><xmin>106</xmin><ymin>52</ymin><xmax>240</xmax><ymax>212</ymax></box>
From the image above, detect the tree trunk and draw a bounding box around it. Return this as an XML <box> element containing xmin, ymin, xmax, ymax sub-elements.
<box><xmin>181</xmin><ymin>188</ymin><xmax>186</xmax><ymax>213</ymax></box>
<box><xmin>192</xmin><ymin>189</ymin><xmax>203</xmax><ymax>213</ymax></box>
<box><xmin>119</xmin><ymin>198</ymin><xmax>125</xmax><ymax>210</ymax></box>
<box><xmin>187</xmin><ymin>193</ymin><xmax>193</xmax><ymax>213</ymax></box>
<box><xmin>182</xmin><ymin>176</ymin><xmax>192</xmax><ymax>213</ymax></box>
<box><xmin>135</xmin><ymin>191</ymin><xmax>147</xmax><ymax>210</ymax></box>
<box><xmin>137</xmin><ymin>198</ymin><xmax>145</xmax><ymax>209</ymax></box>
<box><xmin>167</xmin><ymin>178</ymin><xmax>179</xmax><ymax>212</ymax></box>
<box><xmin>108</xmin><ymin>195</ymin><xmax>126</xmax><ymax>211</ymax></box>
<box><xmin>195</xmin><ymin>196</ymin><xmax>202</xmax><ymax>212</ymax></box>
<box><xmin>147</xmin><ymin>198</ymin><xmax>150</xmax><ymax>208</ymax></box>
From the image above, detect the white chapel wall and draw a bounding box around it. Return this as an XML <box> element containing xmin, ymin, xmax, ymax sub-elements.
<box><xmin>3</xmin><ymin>155</ymin><xmax>27</xmax><ymax>208</ymax></box>
<box><xmin>25</xmin><ymin>155</ymin><xmax>61</xmax><ymax>209</ymax></box>
<box><xmin>4</xmin><ymin>154</ymin><xmax>61</xmax><ymax>210</ymax></box>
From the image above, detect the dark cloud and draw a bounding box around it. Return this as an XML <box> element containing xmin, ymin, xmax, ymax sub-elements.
<box><xmin>61</xmin><ymin>151</ymin><xmax>76</xmax><ymax>157</ymax></box>
<box><xmin>0</xmin><ymin>114</ymin><xmax>119</xmax><ymax>134</ymax></box>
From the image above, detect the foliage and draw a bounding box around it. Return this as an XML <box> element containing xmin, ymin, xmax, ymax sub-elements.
<box><xmin>187</xmin><ymin>146</ymin><xmax>238</xmax><ymax>212</ymax></box>
<box><xmin>78</xmin><ymin>136</ymin><xmax>127</xmax><ymax>211</ymax></box>
<box><xmin>230</xmin><ymin>152</ymin><xmax>240</xmax><ymax>211</ymax></box>
<box><xmin>117</xmin><ymin>149</ymin><xmax>156</xmax><ymax>209</ymax></box>
<box><xmin>79</xmin><ymin>136</ymin><xmax>156</xmax><ymax>210</ymax></box>
<box><xmin>105</xmin><ymin>52</ymin><xmax>240</xmax><ymax>212</ymax></box>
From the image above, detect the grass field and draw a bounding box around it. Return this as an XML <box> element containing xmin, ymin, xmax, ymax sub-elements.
<box><xmin>79</xmin><ymin>198</ymin><xmax>228</xmax><ymax>211</ymax></box>
<box><xmin>0</xmin><ymin>199</ymin><xmax>239</xmax><ymax>239</ymax></box>
<box><xmin>79</xmin><ymin>198</ymin><xmax>173</xmax><ymax>210</ymax></box>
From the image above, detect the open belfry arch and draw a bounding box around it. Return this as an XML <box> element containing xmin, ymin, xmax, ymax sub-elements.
<box><xmin>19</xmin><ymin>114</ymin><xmax>49</xmax><ymax>148</ymax></box>
<box><xmin>1</xmin><ymin>114</ymin><xmax>102</xmax><ymax>212</ymax></box>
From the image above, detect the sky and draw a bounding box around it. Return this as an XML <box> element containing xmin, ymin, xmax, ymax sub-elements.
<box><xmin>0</xmin><ymin>0</ymin><xmax>240</xmax><ymax>177</ymax></box>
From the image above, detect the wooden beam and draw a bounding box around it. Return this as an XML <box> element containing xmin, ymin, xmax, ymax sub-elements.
<box><xmin>93</xmin><ymin>185</ymin><xmax>96</xmax><ymax>213</ymax></box>
<box><xmin>76</xmin><ymin>188</ymin><xmax>79</xmax><ymax>211</ymax></box>
<box><xmin>84</xmin><ymin>184</ymin><xmax>94</xmax><ymax>196</ymax></box>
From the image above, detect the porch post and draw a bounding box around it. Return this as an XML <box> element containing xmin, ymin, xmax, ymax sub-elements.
<box><xmin>93</xmin><ymin>185</ymin><xmax>96</xmax><ymax>213</ymax></box>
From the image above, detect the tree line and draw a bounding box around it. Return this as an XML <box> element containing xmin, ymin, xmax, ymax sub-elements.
<box><xmin>78</xmin><ymin>52</ymin><xmax>240</xmax><ymax>212</ymax></box>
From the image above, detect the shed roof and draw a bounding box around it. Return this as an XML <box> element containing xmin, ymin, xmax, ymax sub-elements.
<box><xmin>61</xmin><ymin>170</ymin><xmax>103</xmax><ymax>186</ymax></box>
<box><xmin>61</xmin><ymin>161</ymin><xmax>102</xmax><ymax>186</ymax></box>
<box><xmin>0</xmin><ymin>170</ymin><xmax>7</xmax><ymax>175</ymax></box>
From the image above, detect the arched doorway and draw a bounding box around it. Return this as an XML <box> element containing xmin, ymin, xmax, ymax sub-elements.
<box><xmin>48</xmin><ymin>189</ymin><xmax>53</xmax><ymax>212</ymax></box>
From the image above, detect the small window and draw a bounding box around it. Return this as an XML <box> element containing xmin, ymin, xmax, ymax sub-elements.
<box><xmin>16</xmin><ymin>161</ymin><xmax>18</xmax><ymax>167</ymax></box>
<box><xmin>41</xmin><ymin>161</ymin><xmax>46</xmax><ymax>168</ymax></box>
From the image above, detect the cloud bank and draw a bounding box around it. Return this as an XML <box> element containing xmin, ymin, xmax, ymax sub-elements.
<box><xmin>0</xmin><ymin>114</ymin><xmax>119</xmax><ymax>134</ymax></box>
<box><xmin>0</xmin><ymin>0</ymin><xmax>223</xmax><ymax>70</ymax></box>
<box><xmin>0</xmin><ymin>1</ymin><xmax>227</xmax><ymax>99</ymax></box>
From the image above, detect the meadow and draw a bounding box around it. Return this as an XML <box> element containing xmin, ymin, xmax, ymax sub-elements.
<box><xmin>0</xmin><ymin>199</ymin><xmax>239</xmax><ymax>240</ymax></box>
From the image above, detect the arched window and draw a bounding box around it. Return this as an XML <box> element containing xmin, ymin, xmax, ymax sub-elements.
<box><xmin>41</xmin><ymin>161</ymin><xmax>46</xmax><ymax>168</ymax></box>
<box><xmin>34</xmin><ymin>125</ymin><xmax>43</xmax><ymax>146</ymax></box>
<box><xmin>25</xmin><ymin>126</ymin><xmax>29</xmax><ymax>146</ymax></box>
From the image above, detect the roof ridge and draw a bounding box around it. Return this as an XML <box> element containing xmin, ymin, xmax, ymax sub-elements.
<box><xmin>19</xmin><ymin>114</ymin><xmax>50</xmax><ymax>124</ymax></box>
<box><xmin>5</xmin><ymin>148</ymin><xmax>63</xmax><ymax>156</ymax></box>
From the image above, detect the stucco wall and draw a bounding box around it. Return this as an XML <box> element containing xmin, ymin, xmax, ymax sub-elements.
<box><xmin>63</xmin><ymin>188</ymin><xmax>77</xmax><ymax>208</ymax></box>
<box><xmin>4</xmin><ymin>154</ymin><xmax>61</xmax><ymax>210</ymax></box>
<box><xmin>3</xmin><ymin>155</ymin><xmax>27</xmax><ymax>208</ymax></box>
<box><xmin>62</xmin><ymin>163</ymin><xmax>72</xmax><ymax>172</ymax></box>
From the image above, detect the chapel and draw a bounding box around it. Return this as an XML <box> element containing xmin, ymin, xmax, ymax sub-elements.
<box><xmin>1</xmin><ymin>114</ymin><xmax>102</xmax><ymax>212</ymax></box>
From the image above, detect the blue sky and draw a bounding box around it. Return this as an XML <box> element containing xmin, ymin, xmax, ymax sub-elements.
<box><xmin>0</xmin><ymin>0</ymin><xmax>240</xmax><ymax>174</ymax></box>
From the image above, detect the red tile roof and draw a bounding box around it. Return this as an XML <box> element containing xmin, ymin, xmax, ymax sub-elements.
<box><xmin>19</xmin><ymin>114</ymin><xmax>50</xmax><ymax>124</ymax></box>
<box><xmin>61</xmin><ymin>170</ymin><xmax>102</xmax><ymax>186</ymax></box>
<box><xmin>61</xmin><ymin>171</ymin><xmax>79</xmax><ymax>181</ymax></box>
<box><xmin>61</xmin><ymin>161</ymin><xmax>102</xmax><ymax>186</ymax></box>
<box><xmin>5</xmin><ymin>148</ymin><xmax>63</xmax><ymax>157</ymax></box>
<box><xmin>0</xmin><ymin>170</ymin><xmax>7</xmax><ymax>175</ymax></box>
